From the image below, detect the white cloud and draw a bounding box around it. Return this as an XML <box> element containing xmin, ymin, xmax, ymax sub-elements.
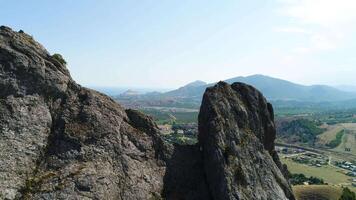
<box><xmin>280</xmin><ymin>0</ymin><xmax>356</xmax><ymax>27</ymax></box>
<box><xmin>274</xmin><ymin>27</ymin><xmax>310</xmax><ymax>34</ymax></box>
<box><xmin>310</xmin><ymin>34</ymin><xmax>336</xmax><ymax>50</ymax></box>
<box><xmin>277</xmin><ymin>0</ymin><xmax>356</xmax><ymax>54</ymax></box>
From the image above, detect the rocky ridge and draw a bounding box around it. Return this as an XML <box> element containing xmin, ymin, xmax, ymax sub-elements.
<box><xmin>0</xmin><ymin>26</ymin><xmax>294</xmax><ymax>200</ymax></box>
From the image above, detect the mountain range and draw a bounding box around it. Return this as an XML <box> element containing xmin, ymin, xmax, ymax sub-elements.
<box><xmin>163</xmin><ymin>75</ymin><xmax>356</xmax><ymax>102</ymax></box>
<box><xmin>115</xmin><ymin>75</ymin><xmax>356</xmax><ymax>110</ymax></box>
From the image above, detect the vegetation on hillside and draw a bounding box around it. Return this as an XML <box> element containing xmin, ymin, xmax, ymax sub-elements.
<box><xmin>163</xmin><ymin>132</ymin><xmax>197</xmax><ymax>145</ymax></box>
<box><xmin>51</xmin><ymin>53</ymin><xmax>67</xmax><ymax>65</ymax></box>
<box><xmin>289</xmin><ymin>173</ymin><xmax>325</xmax><ymax>185</ymax></box>
<box><xmin>326</xmin><ymin>129</ymin><xmax>345</xmax><ymax>148</ymax></box>
<box><xmin>293</xmin><ymin>185</ymin><xmax>343</xmax><ymax>200</ymax></box>
<box><xmin>311</xmin><ymin>109</ymin><xmax>356</xmax><ymax>125</ymax></box>
<box><xmin>277</xmin><ymin>119</ymin><xmax>325</xmax><ymax>145</ymax></box>
<box><xmin>339</xmin><ymin>187</ymin><xmax>356</xmax><ymax>200</ymax></box>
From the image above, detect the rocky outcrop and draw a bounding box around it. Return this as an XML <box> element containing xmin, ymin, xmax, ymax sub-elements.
<box><xmin>0</xmin><ymin>26</ymin><xmax>169</xmax><ymax>200</ymax></box>
<box><xmin>0</xmin><ymin>26</ymin><xmax>294</xmax><ymax>200</ymax></box>
<box><xmin>198</xmin><ymin>82</ymin><xmax>295</xmax><ymax>200</ymax></box>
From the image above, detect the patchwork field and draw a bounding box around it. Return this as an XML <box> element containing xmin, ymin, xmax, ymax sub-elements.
<box><xmin>281</xmin><ymin>157</ymin><xmax>351</xmax><ymax>186</ymax></box>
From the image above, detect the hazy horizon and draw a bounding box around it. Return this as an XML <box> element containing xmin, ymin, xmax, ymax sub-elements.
<box><xmin>87</xmin><ymin>73</ymin><xmax>356</xmax><ymax>89</ymax></box>
<box><xmin>88</xmin><ymin>74</ymin><xmax>356</xmax><ymax>95</ymax></box>
<box><xmin>2</xmin><ymin>0</ymin><xmax>356</xmax><ymax>88</ymax></box>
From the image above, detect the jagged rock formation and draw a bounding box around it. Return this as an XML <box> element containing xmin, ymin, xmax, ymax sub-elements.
<box><xmin>0</xmin><ymin>26</ymin><xmax>294</xmax><ymax>200</ymax></box>
<box><xmin>198</xmin><ymin>82</ymin><xmax>295</xmax><ymax>200</ymax></box>
<box><xmin>0</xmin><ymin>26</ymin><xmax>169</xmax><ymax>200</ymax></box>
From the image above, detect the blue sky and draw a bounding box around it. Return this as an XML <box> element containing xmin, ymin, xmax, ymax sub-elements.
<box><xmin>2</xmin><ymin>0</ymin><xmax>356</xmax><ymax>89</ymax></box>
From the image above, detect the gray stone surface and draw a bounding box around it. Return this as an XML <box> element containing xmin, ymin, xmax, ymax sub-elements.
<box><xmin>198</xmin><ymin>82</ymin><xmax>295</xmax><ymax>200</ymax></box>
<box><xmin>0</xmin><ymin>26</ymin><xmax>167</xmax><ymax>200</ymax></box>
<box><xmin>0</xmin><ymin>26</ymin><xmax>294</xmax><ymax>200</ymax></box>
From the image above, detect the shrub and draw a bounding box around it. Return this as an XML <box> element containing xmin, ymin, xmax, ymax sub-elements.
<box><xmin>339</xmin><ymin>187</ymin><xmax>356</xmax><ymax>200</ymax></box>
<box><xmin>289</xmin><ymin>173</ymin><xmax>325</xmax><ymax>185</ymax></box>
<box><xmin>52</xmin><ymin>53</ymin><xmax>67</xmax><ymax>65</ymax></box>
<box><xmin>308</xmin><ymin>176</ymin><xmax>325</xmax><ymax>185</ymax></box>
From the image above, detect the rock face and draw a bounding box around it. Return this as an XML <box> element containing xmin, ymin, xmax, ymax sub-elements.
<box><xmin>0</xmin><ymin>26</ymin><xmax>294</xmax><ymax>200</ymax></box>
<box><xmin>0</xmin><ymin>26</ymin><xmax>168</xmax><ymax>200</ymax></box>
<box><xmin>198</xmin><ymin>82</ymin><xmax>295</xmax><ymax>200</ymax></box>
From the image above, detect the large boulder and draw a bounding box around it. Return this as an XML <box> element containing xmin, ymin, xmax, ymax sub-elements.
<box><xmin>198</xmin><ymin>82</ymin><xmax>295</xmax><ymax>200</ymax></box>
<box><xmin>0</xmin><ymin>26</ymin><xmax>168</xmax><ymax>200</ymax></box>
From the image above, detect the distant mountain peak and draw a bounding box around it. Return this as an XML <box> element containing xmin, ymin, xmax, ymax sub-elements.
<box><xmin>182</xmin><ymin>80</ymin><xmax>207</xmax><ymax>88</ymax></box>
<box><xmin>247</xmin><ymin>74</ymin><xmax>268</xmax><ymax>78</ymax></box>
<box><xmin>162</xmin><ymin>74</ymin><xmax>356</xmax><ymax>102</ymax></box>
<box><xmin>335</xmin><ymin>85</ymin><xmax>356</xmax><ymax>93</ymax></box>
<box><xmin>121</xmin><ymin>89</ymin><xmax>140</xmax><ymax>96</ymax></box>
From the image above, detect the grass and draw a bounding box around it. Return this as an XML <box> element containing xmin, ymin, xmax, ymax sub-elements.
<box><xmin>281</xmin><ymin>157</ymin><xmax>350</xmax><ymax>185</ymax></box>
<box><xmin>333</xmin><ymin>132</ymin><xmax>356</xmax><ymax>155</ymax></box>
<box><xmin>293</xmin><ymin>185</ymin><xmax>343</xmax><ymax>200</ymax></box>
<box><xmin>317</xmin><ymin>124</ymin><xmax>345</xmax><ymax>145</ymax></box>
<box><xmin>326</xmin><ymin>130</ymin><xmax>345</xmax><ymax>148</ymax></box>
<box><xmin>316</xmin><ymin>123</ymin><xmax>356</xmax><ymax>155</ymax></box>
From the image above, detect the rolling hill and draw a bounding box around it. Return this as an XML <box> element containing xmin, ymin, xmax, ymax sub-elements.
<box><xmin>163</xmin><ymin>74</ymin><xmax>356</xmax><ymax>102</ymax></box>
<box><xmin>115</xmin><ymin>75</ymin><xmax>356</xmax><ymax>110</ymax></box>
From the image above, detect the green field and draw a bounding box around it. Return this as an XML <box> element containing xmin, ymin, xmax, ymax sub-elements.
<box><xmin>293</xmin><ymin>185</ymin><xmax>343</xmax><ymax>200</ymax></box>
<box><xmin>317</xmin><ymin>124</ymin><xmax>345</xmax><ymax>145</ymax></box>
<box><xmin>317</xmin><ymin>123</ymin><xmax>356</xmax><ymax>155</ymax></box>
<box><xmin>281</xmin><ymin>157</ymin><xmax>353</xmax><ymax>188</ymax></box>
<box><xmin>334</xmin><ymin>131</ymin><xmax>356</xmax><ymax>155</ymax></box>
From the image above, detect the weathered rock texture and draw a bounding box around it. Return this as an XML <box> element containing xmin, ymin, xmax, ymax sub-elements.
<box><xmin>0</xmin><ymin>26</ymin><xmax>169</xmax><ymax>200</ymax></box>
<box><xmin>199</xmin><ymin>82</ymin><xmax>295</xmax><ymax>200</ymax></box>
<box><xmin>0</xmin><ymin>26</ymin><xmax>294</xmax><ymax>200</ymax></box>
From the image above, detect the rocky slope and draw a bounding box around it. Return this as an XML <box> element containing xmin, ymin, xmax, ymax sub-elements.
<box><xmin>0</xmin><ymin>26</ymin><xmax>171</xmax><ymax>200</ymax></box>
<box><xmin>0</xmin><ymin>26</ymin><xmax>294</xmax><ymax>200</ymax></box>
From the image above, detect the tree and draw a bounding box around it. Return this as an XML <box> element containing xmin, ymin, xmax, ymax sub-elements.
<box><xmin>289</xmin><ymin>173</ymin><xmax>325</xmax><ymax>185</ymax></box>
<box><xmin>339</xmin><ymin>187</ymin><xmax>356</xmax><ymax>200</ymax></box>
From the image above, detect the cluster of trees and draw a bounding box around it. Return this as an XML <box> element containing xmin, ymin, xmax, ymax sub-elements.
<box><xmin>278</xmin><ymin>119</ymin><xmax>325</xmax><ymax>145</ymax></box>
<box><xmin>289</xmin><ymin>173</ymin><xmax>325</xmax><ymax>185</ymax></box>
